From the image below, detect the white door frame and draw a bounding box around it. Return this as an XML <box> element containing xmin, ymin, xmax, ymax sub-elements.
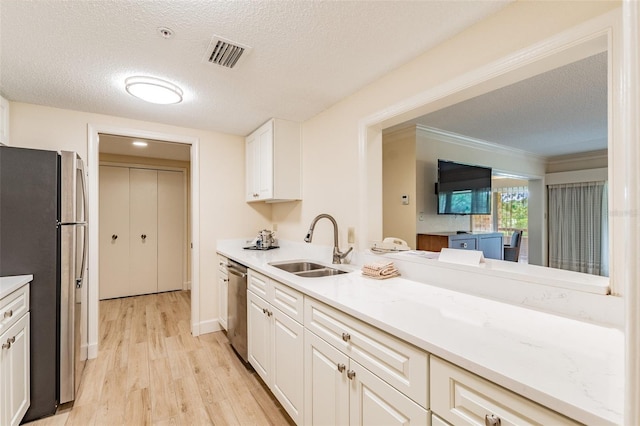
<box><xmin>87</xmin><ymin>125</ymin><xmax>200</xmax><ymax>358</ymax></box>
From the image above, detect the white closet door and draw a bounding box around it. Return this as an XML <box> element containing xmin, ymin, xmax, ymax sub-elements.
<box><xmin>129</xmin><ymin>168</ymin><xmax>158</xmax><ymax>296</ymax></box>
<box><xmin>99</xmin><ymin>166</ymin><xmax>130</xmax><ymax>300</ymax></box>
<box><xmin>157</xmin><ymin>170</ymin><xmax>184</xmax><ymax>292</ymax></box>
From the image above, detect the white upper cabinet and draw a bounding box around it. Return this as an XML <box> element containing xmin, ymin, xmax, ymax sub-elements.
<box><xmin>246</xmin><ymin>118</ymin><xmax>301</xmax><ymax>203</ymax></box>
<box><xmin>0</xmin><ymin>96</ymin><xmax>10</xmax><ymax>145</ymax></box>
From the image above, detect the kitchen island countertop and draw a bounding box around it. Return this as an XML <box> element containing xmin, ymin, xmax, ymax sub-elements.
<box><xmin>217</xmin><ymin>239</ymin><xmax>623</xmax><ymax>425</ymax></box>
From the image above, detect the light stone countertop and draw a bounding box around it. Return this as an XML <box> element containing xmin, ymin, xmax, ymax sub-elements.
<box><xmin>217</xmin><ymin>239</ymin><xmax>623</xmax><ymax>425</ymax></box>
<box><xmin>0</xmin><ymin>275</ymin><xmax>33</xmax><ymax>299</ymax></box>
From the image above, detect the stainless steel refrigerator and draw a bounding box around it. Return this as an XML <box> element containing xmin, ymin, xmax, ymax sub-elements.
<box><xmin>0</xmin><ymin>147</ymin><xmax>88</xmax><ymax>422</ymax></box>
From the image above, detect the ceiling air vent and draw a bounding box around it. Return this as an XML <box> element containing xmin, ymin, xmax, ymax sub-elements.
<box><xmin>203</xmin><ymin>36</ymin><xmax>252</xmax><ymax>69</ymax></box>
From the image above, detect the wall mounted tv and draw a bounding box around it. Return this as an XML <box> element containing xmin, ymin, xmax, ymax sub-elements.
<box><xmin>436</xmin><ymin>160</ymin><xmax>492</xmax><ymax>215</ymax></box>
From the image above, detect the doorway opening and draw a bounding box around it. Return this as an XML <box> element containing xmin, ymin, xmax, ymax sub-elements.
<box><xmin>87</xmin><ymin>125</ymin><xmax>200</xmax><ymax>359</ymax></box>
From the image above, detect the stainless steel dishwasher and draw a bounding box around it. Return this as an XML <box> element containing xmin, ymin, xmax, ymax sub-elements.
<box><xmin>226</xmin><ymin>260</ymin><xmax>248</xmax><ymax>362</ymax></box>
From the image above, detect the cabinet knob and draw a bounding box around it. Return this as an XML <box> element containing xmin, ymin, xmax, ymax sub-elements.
<box><xmin>3</xmin><ymin>309</ymin><xmax>13</xmax><ymax>319</ymax></box>
<box><xmin>347</xmin><ymin>369</ymin><xmax>356</xmax><ymax>380</ymax></box>
<box><xmin>485</xmin><ymin>414</ymin><xmax>501</xmax><ymax>426</ymax></box>
<box><xmin>112</xmin><ymin>234</ymin><xmax>118</xmax><ymax>240</ymax></box>
<box><xmin>2</xmin><ymin>336</ymin><xmax>15</xmax><ymax>350</ymax></box>
<box><xmin>337</xmin><ymin>363</ymin><xmax>346</xmax><ymax>373</ymax></box>
<box><xmin>341</xmin><ymin>332</ymin><xmax>351</xmax><ymax>342</ymax></box>
<box><xmin>223</xmin><ymin>278</ymin><xmax>229</xmax><ymax>282</ymax></box>
<box><xmin>141</xmin><ymin>234</ymin><xmax>147</xmax><ymax>240</ymax></box>
<box><xmin>462</xmin><ymin>242</ymin><xmax>468</xmax><ymax>248</ymax></box>
<box><xmin>267</xmin><ymin>310</ymin><xmax>273</xmax><ymax>317</ymax></box>
<box><xmin>262</xmin><ymin>308</ymin><xmax>267</xmax><ymax>315</ymax></box>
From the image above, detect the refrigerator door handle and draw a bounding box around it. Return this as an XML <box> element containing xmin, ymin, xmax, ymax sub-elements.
<box><xmin>76</xmin><ymin>159</ymin><xmax>88</xmax><ymax>289</ymax></box>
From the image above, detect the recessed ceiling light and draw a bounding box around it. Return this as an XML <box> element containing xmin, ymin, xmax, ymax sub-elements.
<box><xmin>125</xmin><ymin>76</ymin><xmax>183</xmax><ymax>105</ymax></box>
<box><xmin>132</xmin><ymin>141</ymin><xmax>148</xmax><ymax>147</ymax></box>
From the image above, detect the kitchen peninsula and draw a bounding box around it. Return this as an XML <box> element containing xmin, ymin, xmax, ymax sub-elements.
<box><xmin>217</xmin><ymin>239</ymin><xmax>622</xmax><ymax>425</ymax></box>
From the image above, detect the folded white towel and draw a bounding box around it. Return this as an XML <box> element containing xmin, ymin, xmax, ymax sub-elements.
<box><xmin>362</xmin><ymin>261</ymin><xmax>400</xmax><ymax>279</ymax></box>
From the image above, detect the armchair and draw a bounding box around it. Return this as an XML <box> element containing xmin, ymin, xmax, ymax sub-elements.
<box><xmin>504</xmin><ymin>230</ymin><xmax>523</xmax><ymax>262</ymax></box>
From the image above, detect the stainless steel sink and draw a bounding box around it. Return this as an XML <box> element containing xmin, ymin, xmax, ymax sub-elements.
<box><xmin>269</xmin><ymin>261</ymin><xmax>349</xmax><ymax>278</ymax></box>
<box><xmin>270</xmin><ymin>261</ymin><xmax>326</xmax><ymax>273</ymax></box>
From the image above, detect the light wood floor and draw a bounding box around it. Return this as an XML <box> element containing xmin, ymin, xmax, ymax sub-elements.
<box><xmin>26</xmin><ymin>291</ymin><xmax>294</xmax><ymax>426</ymax></box>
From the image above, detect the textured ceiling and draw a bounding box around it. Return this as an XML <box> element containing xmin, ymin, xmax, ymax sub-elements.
<box><xmin>0</xmin><ymin>0</ymin><xmax>510</xmax><ymax>136</ymax></box>
<box><xmin>411</xmin><ymin>52</ymin><xmax>608</xmax><ymax>158</ymax></box>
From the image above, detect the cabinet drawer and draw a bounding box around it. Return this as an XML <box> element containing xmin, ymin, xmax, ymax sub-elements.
<box><xmin>248</xmin><ymin>270</ymin><xmax>270</xmax><ymax>300</ymax></box>
<box><xmin>272</xmin><ymin>280</ymin><xmax>303</xmax><ymax>324</ymax></box>
<box><xmin>305</xmin><ymin>298</ymin><xmax>428</xmax><ymax>408</ymax></box>
<box><xmin>430</xmin><ymin>356</ymin><xmax>580</xmax><ymax>426</ymax></box>
<box><xmin>218</xmin><ymin>255</ymin><xmax>229</xmax><ymax>274</ymax></box>
<box><xmin>0</xmin><ymin>284</ymin><xmax>29</xmax><ymax>336</ymax></box>
<box><xmin>448</xmin><ymin>237</ymin><xmax>476</xmax><ymax>250</ymax></box>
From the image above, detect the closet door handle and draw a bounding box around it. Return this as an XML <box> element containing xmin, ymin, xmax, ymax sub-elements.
<box><xmin>112</xmin><ymin>234</ymin><xmax>118</xmax><ymax>240</ymax></box>
<box><xmin>141</xmin><ymin>234</ymin><xmax>147</xmax><ymax>240</ymax></box>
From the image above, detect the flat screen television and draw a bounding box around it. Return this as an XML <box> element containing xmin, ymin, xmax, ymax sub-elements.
<box><xmin>436</xmin><ymin>160</ymin><xmax>492</xmax><ymax>215</ymax></box>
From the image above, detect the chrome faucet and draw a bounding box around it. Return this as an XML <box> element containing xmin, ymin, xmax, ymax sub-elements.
<box><xmin>304</xmin><ymin>214</ymin><xmax>353</xmax><ymax>264</ymax></box>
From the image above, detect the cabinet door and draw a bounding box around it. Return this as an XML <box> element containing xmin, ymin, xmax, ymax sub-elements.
<box><xmin>247</xmin><ymin>291</ymin><xmax>271</xmax><ymax>385</ymax></box>
<box><xmin>157</xmin><ymin>170</ymin><xmax>184</xmax><ymax>292</ymax></box>
<box><xmin>349</xmin><ymin>359</ymin><xmax>427</xmax><ymax>426</ymax></box>
<box><xmin>304</xmin><ymin>330</ymin><xmax>349</xmax><ymax>426</ymax></box>
<box><xmin>256</xmin><ymin>120</ymin><xmax>273</xmax><ymax>200</ymax></box>
<box><xmin>271</xmin><ymin>307</ymin><xmax>304</xmax><ymax>424</ymax></box>
<box><xmin>99</xmin><ymin>166</ymin><xmax>131</xmax><ymax>299</ymax></box>
<box><xmin>218</xmin><ymin>273</ymin><xmax>228</xmax><ymax>330</ymax></box>
<box><xmin>1</xmin><ymin>312</ymin><xmax>30</xmax><ymax>426</ymax></box>
<box><xmin>246</xmin><ymin>132</ymin><xmax>259</xmax><ymax>201</ymax></box>
<box><xmin>129</xmin><ymin>168</ymin><xmax>158</xmax><ymax>296</ymax></box>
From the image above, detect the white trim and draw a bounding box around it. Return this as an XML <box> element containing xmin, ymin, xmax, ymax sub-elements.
<box><xmin>199</xmin><ymin>318</ymin><xmax>222</xmax><ymax>335</ymax></box>
<box><xmin>87</xmin><ymin>124</ymin><xmax>200</xmax><ymax>358</ymax></box>
<box><xmin>622</xmin><ymin>1</ymin><xmax>640</xmax><ymax>424</ymax></box>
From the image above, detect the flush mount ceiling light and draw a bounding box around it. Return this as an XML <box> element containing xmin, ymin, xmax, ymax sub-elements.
<box><xmin>132</xmin><ymin>141</ymin><xmax>148</xmax><ymax>147</ymax></box>
<box><xmin>125</xmin><ymin>76</ymin><xmax>183</xmax><ymax>105</ymax></box>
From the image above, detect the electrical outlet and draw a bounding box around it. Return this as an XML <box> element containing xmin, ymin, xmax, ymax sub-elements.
<box><xmin>347</xmin><ymin>227</ymin><xmax>355</xmax><ymax>244</ymax></box>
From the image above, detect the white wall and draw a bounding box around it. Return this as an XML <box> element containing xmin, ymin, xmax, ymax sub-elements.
<box><xmin>9</xmin><ymin>102</ymin><xmax>272</xmax><ymax>335</ymax></box>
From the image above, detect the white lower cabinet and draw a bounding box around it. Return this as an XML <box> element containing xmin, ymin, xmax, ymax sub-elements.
<box><xmin>247</xmin><ymin>270</ymin><xmax>304</xmax><ymax>424</ymax></box>
<box><xmin>1</xmin><ymin>283</ymin><xmax>31</xmax><ymax>426</ymax></box>
<box><xmin>304</xmin><ymin>329</ymin><xmax>427</xmax><ymax>425</ymax></box>
<box><xmin>430</xmin><ymin>356</ymin><xmax>580</xmax><ymax>426</ymax></box>
<box><xmin>218</xmin><ymin>255</ymin><xmax>228</xmax><ymax>330</ymax></box>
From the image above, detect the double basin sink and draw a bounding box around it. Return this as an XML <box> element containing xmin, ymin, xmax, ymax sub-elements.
<box><xmin>269</xmin><ymin>260</ymin><xmax>349</xmax><ymax>278</ymax></box>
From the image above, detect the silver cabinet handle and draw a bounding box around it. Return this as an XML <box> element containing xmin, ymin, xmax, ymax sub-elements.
<box><xmin>112</xmin><ymin>234</ymin><xmax>118</xmax><ymax>240</ymax></box>
<box><xmin>341</xmin><ymin>332</ymin><xmax>351</xmax><ymax>342</ymax></box>
<box><xmin>337</xmin><ymin>363</ymin><xmax>346</xmax><ymax>373</ymax></box>
<box><xmin>347</xmin><ymin>370</ymin><xmax>356</xmax><ymax>380</ymax></box>
<box><xmin>485</xmin><ymin>414</ymin><xmax>501</xmax><ymax>426</ymax></box>
<box><xmin>3</xmin><ymin>310</ymin><xmax>13</xmax><ymax>319</ymax></box>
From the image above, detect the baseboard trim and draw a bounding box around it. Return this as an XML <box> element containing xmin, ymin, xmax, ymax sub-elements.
<box><xmin>199</xmin><ymin>318</ymin><xmax>222</xmax><ymax>335</ymax></box>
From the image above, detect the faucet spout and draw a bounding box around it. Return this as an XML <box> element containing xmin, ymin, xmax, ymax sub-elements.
<box><xmin>304</xmin><ymin>214</ymin><xmax>352</xmax><ymax>264</ymax></box>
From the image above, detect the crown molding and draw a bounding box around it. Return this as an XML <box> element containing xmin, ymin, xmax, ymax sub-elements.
<box><xmin>415</xmin><ymin>124</ymin><xmax>548</xmax><ymax>163</ymax></box>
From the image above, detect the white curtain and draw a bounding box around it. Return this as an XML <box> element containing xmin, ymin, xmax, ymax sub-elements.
<box><xmin>548</xmin><ymin>181</ymin><xmax>608</xmax><ymax>276</ymax></box>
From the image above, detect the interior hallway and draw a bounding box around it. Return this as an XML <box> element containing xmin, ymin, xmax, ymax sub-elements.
<box><xmin>26</xmin><ymin>291</ymin><xmax>294</xmax><ymax>425</ymax></box>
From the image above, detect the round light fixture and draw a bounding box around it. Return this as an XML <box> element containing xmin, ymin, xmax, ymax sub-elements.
<box><xmin>125</xmin><ymin>76</ymin><xmax>183</xmax><ymax>105</ymax></box>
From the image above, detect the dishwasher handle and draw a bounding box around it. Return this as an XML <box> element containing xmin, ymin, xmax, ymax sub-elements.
<box><xmin>227</xmin><ymin>266</ymin><xmax>247</xmax><ymax>278</ymax></box>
